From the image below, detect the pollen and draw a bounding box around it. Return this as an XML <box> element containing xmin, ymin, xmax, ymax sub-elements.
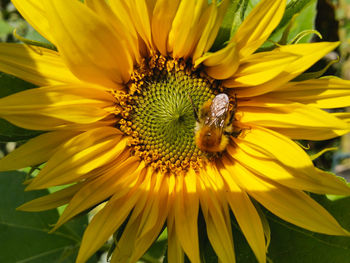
<box><xmin>118</xmin><ymin>55</ymin><xmax>219</xmax><ymax>173</ymax></box>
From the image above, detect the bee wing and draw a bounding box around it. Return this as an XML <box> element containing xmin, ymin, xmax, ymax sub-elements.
<box><xmin>206</xmin><ymin>93</ymin><xmax>230</xmax><ymax>128</ymax></box>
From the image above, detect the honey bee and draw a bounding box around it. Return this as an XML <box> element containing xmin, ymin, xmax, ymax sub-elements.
<box><xmin>194</xmin><ymin>93</ymin><xmax>239</xmax><ymax>153</ymax></box>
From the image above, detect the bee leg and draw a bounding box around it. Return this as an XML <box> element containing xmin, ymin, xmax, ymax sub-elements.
<box><xmin>228</xmin><ymin>93</ymin><xmax>238</xmax><ymax>124</ymax></box>
<box><xmin>224</xmin><ymin>127</ymin><xmax>242</xmax><ymax>138</ymax></box>
<box><xmin>188</xmin><ymin>94</ymin><xmax>199</xmax><ymax>121</ymax></box>
<box><xmin>228</xmin><ymin>111</ymin><xmax>235</xmax><ymax>124</ymax></box>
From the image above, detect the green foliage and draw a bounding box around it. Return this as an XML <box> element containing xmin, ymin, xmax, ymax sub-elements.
<box><xmin>0</xmin><ymin>72</ymin><xmax>36</xmax><ymax>98</ymax></box>
<box><xmin>269</xmin><ymin>0</ymin><xmax>318</xmax><ymax>44</ymax></box>
<box><xmin>0</xmin><ymin>18</ymin><xmax>13</xmax><ymax>40</ymax></box>
<box><xmin>212</xmin><ymin>0</ymin><xmax>317</xmax><ymax>50</ymax></box>
<box><xmin>267</xmin><ymin>195</ymin><xmax>350</xmax><ymax>263</ymax></box>
<box><xmin>0</xmin><ymin>118</ymin><xmax>42</xmax><ymax>142</ymax></box>
<box><xmin>0</xmin><ymin>171</ymin><xmax>98</xmax><ymax>263</ymax></box>
<box><xmin>233</xmin><ymin>196</ymin><xmax>350</xmax><ymax>263</ymax></box>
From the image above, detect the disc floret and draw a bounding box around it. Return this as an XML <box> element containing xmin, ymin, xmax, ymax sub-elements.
<box><xmin>119</xmin><ymin>55</ymin><xmax>219</xmax><ymax>173</ymax></box>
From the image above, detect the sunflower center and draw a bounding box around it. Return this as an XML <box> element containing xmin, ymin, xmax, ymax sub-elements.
<box><xmin>119</xmin><ymin>55</ymin><xmax>219</xmax><ymax>173</ymax></box>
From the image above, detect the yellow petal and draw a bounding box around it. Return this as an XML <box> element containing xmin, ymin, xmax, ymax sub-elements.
<box><xmin>224</xmin><ymin>50</ymin><xmax>300</xmax><ymax>87</ymax></box>
<box><xmin>223</xmin><ymin>158</ymin><xmax>349</xmax><ymax>236</ymax></box>
<box><xmin>267</xmin><ymin>77</ymin><xmax>350</xmax><ymax>109</ymax></box>
<box><xmin>76</xmin><ymin>178</ymin><xmax>145</xmax><ymax>263</ymax></box>
<box><xmin>152</xmin><ymin>0</ymin><xmax>181</xmax><ymax>55</ymax></box>
<box><xmin>218</xmin><ymin>163</ymin><xmax>266</xmax><ymax>263</ymax></box>
<box><xmin>17</xmin><ymin>183</ymin><xmax>84</xmax><ymax>211</ymax></box>
<box><xmin>45</xmin><ymin>0</ymin><xmax>133</xmax><ymax>87</ymax></box>
<box><xmin>233</xmin><ymin>0</ymin><xmax>286</xmax><ymax>57</ymax></box>
<box><xmin>238</xmin><ymin>99</ymin><xmax>349</xmax><ymax>140</ymax></box>
<box><xmin>231</xmin><ymin>126</ymin><xmax>350</xmax><ymax>195</ymax></box>
<box><xmin>11</xmin><ymin>0</ymin><xmax>55</xmax><ymax>44</ymax></box>
<box><xmin>196</xmin><ymin>41</ymin><xmax>239</xmax><ymax>79</ymax></box>
<box><xmin>333</xmin><ymin>112</ymin><xmax>350</xmax><ymax>124</ymax></box>
<box><xmin>26</xmin><ymin>127</ymin><xmax>125</xmax><ymax>189</ymax></box>
<box><xmin>0</xmin><ymin>43</ymin><xmax>80</xmax><ymax>86</ymax></box>
<box><xmin>85</xmin><ymin>0</ymin><xmax>141</xmax><ymax>63</ymax></box>
<box><xmin>117</xmin><ymin>0</ymin><xmax>154</xmax><ymax>51</ymax></box>
<box><xmin>167</xmin><ymin>214</ymin><xmax>184</xmax><ymax>263</ymax></box>
<box><xmin>232</xmin><ymin>42</ymin><xmax>339</xmax><ymax>97</ymax></box>
<box><xmin>228</xmin><ymin>143</ymin><xmax>350</xmax><ymax>196</ymax></box>
<box><xmin>174</xmin><ymin>169</ymin><xmax>200</xmax><ymax>263</ymax></box>
<box><xmin>112</xmin><ymin>173</ymin><xmax>169</xmax><ymax>263</ymax></box>
<box><xmin>198</xmin><ymin>167</ymin><xmax>235</xmax><ymax>263</ymax></box>
<box><xmin>168</xmin><ymin>0</ymin><xmax>209</xmax><ymax>59</ymax></box>
<box><xmin>167</xmin><ymin>174</ymin><xmax>185</xmax><ymax>263</ymax></box>
<box><xmin>0</xmin><ymin>85</ymin><xmax>115</xmax><ymax>130</ymax></box>
<box><xmin>0</xmin><ymin>130</ymin><xmax>78</xmax><ymax>171</ymax></box>
<box><xmin>192</xmin><ymin>0</ymin><xmax>230</xmax><ymax>61</ymax></box>
<box><xmin>52</xmin><ymin>157</ymin><xmax>142</xmax><ymax>231</ymax></box>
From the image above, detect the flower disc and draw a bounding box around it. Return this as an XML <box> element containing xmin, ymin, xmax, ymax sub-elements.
<box><xmin>120</xmin><ymin>56</ymin><xmax>217</xmax><ymax>172</ymax></box>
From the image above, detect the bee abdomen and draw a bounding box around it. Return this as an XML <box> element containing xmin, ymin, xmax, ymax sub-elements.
<box><xmin>195</xmin><ymin>127</ymin><xmax>229</xmax><ymax>153</ymax></box>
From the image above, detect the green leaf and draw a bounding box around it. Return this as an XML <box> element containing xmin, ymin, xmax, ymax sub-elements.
<box><xmin>198</xmin><ymin>194</ymin><xmax>350</xmax><ymax>263</ymax></box>
<box><xmin>268</xmin><ymin>0</ymin><xmax>317</xmax><ymax>44</ymax></box>
<box><xmin>211</xmin><ymin>0</ymin><xmax>240</xmax><ymax>51</ymax></box>
<box><xmin>211</xmin><ymin>0</ymin><xmax>258</xmax><ymax>51</ymax></box>
<box><xmin>0</xmin><ymin>72</ymin><xmax>36</xmax><ymax>98</ymax></box>
<box><xmin>141</xmin><ymin>229</ymin><xmax>167</xmax><ymax>262</ymax></box>
<box><xmin>267</xmin><ymin>195</ymin><xmax>350</xmax><ymax>263</ymax></box>
<box><xmin>0</xmin><ymin>19</ymin><xmax>13</xmax><ymax>40</ymax></box>
<box><xmin>0</xmin><ymin>118</ymin><xmax>43</xmax><ymax>142</ymax></box>
<box><xmin>0</xmin><ymin>171</ymin><xmax>98</xmax><ymax>263</ymax></box>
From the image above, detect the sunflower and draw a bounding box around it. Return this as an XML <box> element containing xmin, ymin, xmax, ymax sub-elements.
<box><xmin>1</xmin><ymin>0</ymin><xmax>350</xmax><ymax>262</ymax></box>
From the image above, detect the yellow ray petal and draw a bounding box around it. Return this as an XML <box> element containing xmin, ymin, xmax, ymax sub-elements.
<box><xmin>0</xmin><ymin>130</ymin><xmax>79</xmax><ymax>171</ymax></box>
<box><xmin>232</xmin><ymin>126</ymin><xmax>350</xmax><ymax>195</ymax></box>
<box><xmin>11</xmin><ymin>0</ymin><xmax>55</xmax><ymax>45</ymax></box>
<box><xmin>129</xmin><ymin>180</ymin><xmax>169</xmax><ymax>262</ymax></box>
<box><xmin>167</xmin><ymin>174</ymin><xmax>185</xmax><ymax>263</ymax></box>
<box><xmin>267</xmin><ymin>77</ymin><xmax>350</xmax><ymax>109</ymax></box>
<box><xmin>26</xmin><ymin>127</ymin><xmax>125</xmax><ymax>190</ymax></box>
<box><xmin>223</xmin><ymin>158</ymin><xmax>349</xmax><ymax>236</ymax></box>
<box><xmin>76</xmin><ymin>172</ymin><xmax>147</xmax><ymax>263</ymax></box>
<box><xmin>108</xmin><ymin>0</ymin><xmax>142</xmax><ymax>56</ymax></box>
<box><xmin>198</xmin><ymin>168</ymin><xmax>236</xmax><ymax>263</ymax></box>
<box><xmin>227</xmin><ymin>142</ymin><xmax>350</xmax><ymax>196</ymax></box>
<box><xmin>117</xmin><ymin>0</ymin><xmax>154</xmax><ymax>51</ymax></box>
<box><xmin>174</xmin><ymin>169</ymin><xmax>200</xmax><ymax>263</ymax></box>
<box><xmin>238</xmin><ymin>99</ymin><xmax>349</xmax><ymax>140</ymax></box>
<box><xmin>233</xmin><ymin>0</ymin><xmax>286</xmax><ymax>57</ymax></box>
<box><xmin>168</xmin><ymin>0</ymin><xmax>209</xmax><ymax>59</ymax></box>
<box><xmin>17</xmin><ymin>183</ymin><xmax>84</xmax><ymax>211</ymax></box>
<box><xmin>44</xmin><ymin>0</ymin><xmax>133</xmax><ymax>87</ymax></box>
<box><xmin>110</xmin><ymin>213</ymin><xmax>142</xmax><ymax>263</ymax></box>
<box><xmin>231</xmin><ymin>42</ymin><xmax>339</xmax><ymax>97</ymax></box>
<box><xmin>112</xmin><ymin>173</ymin><xmax>169</xmax><ymax>263</ymax></box>
<box><xmin>0</xmin><ymin>85</ymin><xmax>115</xmax><ymax>129</ymax></box>
<box><xmin>52</xmin><ymin>157</ymin><xmax>142</xmax><ymax>231</ymax></box>
<box><xmin>152</xmin><ymin>0</ymin><xmax>181</xmax><ymax>55</ymax></box>
<box><xmin>85</xmin><ymin>0</ymin><xmax>141</xmax><ymax>63</ymax></box>
<box><xmin>218</xmin><ymin>163</ymin><xmax>266</xmax><ymax>263</ymax></box>
<box><xmin>192</xmin><ymin>0</ymin><xmax>230</xmax><ymax>61</ymax></box>
<box><xmin>0</xmin><ymin>114</ymin><xmax>115</xmax><ymax>132</ymax></box>
<box><xmin>195</xmin><ymin>41</ymin><xmax>239</xmax><ymax>80</ymax></box>
<box><xmin>0</xmin><ymin>43</ymin><xmax>80</xmax><ymax>86</ymax></box>
<box><xmin>333</xmin><ymin>112</ymin><xmax>350</xmax><ymax>124</ymax></box>
<box><xmin>255</xmin><ymin>204</ymin><xmax>271</xmax><ymax>251</ymax></box>
<box><xmin>168</xmin><ymin>213</ymin><xmax>184</xmax><ymax>263</ymax></box>
<box><xmin>224</xmin><ymin>51</ymin><xmax>300</xmax><ymax>87</ymax></box>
